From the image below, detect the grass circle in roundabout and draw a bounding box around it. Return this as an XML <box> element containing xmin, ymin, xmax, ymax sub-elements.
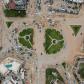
<box><xmin>44</xmin><ymin>29</ymin><xmax>64</xmax><ymax>54</ymax></box>
<box><xmin>24</xmin><ymin>35</ymin><xmax>30</xmax><ymax>41</ymax></box>
<box><xmin>18</xmin><ymin>28</ymin><xmax>33</xmax><ymax>49</ymax></box>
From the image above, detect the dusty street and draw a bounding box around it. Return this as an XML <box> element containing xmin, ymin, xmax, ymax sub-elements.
<box><xmin>0</xmin><ymin>0</ymin><xmax>84</xmax><ymax>84</ymax></box>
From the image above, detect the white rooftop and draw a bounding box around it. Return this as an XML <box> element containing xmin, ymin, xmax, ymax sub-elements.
<box><xmin>0</xmin><ymin>64</ymin><xmax>9</xmax><ymax>76</ymax></box>
<box><xmin>3</xmin><ymin>80</ymin><xmax>12</xmax><ymax>84</ymax></box>
<box><xmin>5</xmin><ymin>61</ymin><xmax>21</xmax><ymax>74</ymax></box>
<box><xmin>69</xmin><ymin>0</ymin><xmax>84</xmax><ymax>3</ymax></box>
<box><xmin>3</xmin><ymin>0</ymin><xmax>9</xmax><ymax>4</ymax></box>
<box><xmin>0</xmin><ymin>57</ymin><xmax>22</xmax><ymax>75</ymax></box>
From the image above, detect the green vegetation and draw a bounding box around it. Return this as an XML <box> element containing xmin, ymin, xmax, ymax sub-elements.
<box><xmin>4</xmin><ymin>9</ymin><xmax>26</xmax><ymax>17</ymax></box>
<box><xmin>0</xmin><ymin>47</ymin><xmax>2</xmax><ymax>51</ymax></box>
<box><xmin>62</xmin><ymin>62</ymin><xmax>66</xmax><ymax>69</ymax></box>
<box><xmin>18</xmin><ymin>28</ymin><xmax>33</xmax><ymax>49</ymax></box>
<box><xmin>0</xmin><ymin>73</ymin><xmax>4</xmax><ymax>80</ymax></box>
<box><xmin>22</xmin><ymin>79</ymin><xmax>25</xmax><ymax>84</ymax></box>
<box><xmin>78</xmin><ymin>63</ymin><xmax>84</xmax><ymax>79</ymax></box>
<box><xmin>46</xmin><ymin>68</ymin><xmax>64</xmax><ymax>84</ymax></box>
<box><xmin>70</xmin><ymin>25</ymin><xmax>81</xmax><ymax>36</ymax></box>
<box><xmin>44</xmin><ymin>29</ymin><xmax>64</xmax><ymax>54</ymax></box>
<box><xmin>19</xmin><ymin>29</ymin><xmax>33</xmax><ymax>37</ymax></box>
<box><xmin>6</xmin><ymin>21</ymin><xmax>13</xmax><ymax>28</ymax></box>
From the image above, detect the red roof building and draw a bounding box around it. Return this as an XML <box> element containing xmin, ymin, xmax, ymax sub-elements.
<box><xmin>7</xmin><ymin>0</ymin><xmax>16</xmax><ymax>9</ymax></box>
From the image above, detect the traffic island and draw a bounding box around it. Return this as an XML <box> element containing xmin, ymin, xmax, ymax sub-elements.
<box><xmin>18</xmin><ymin>28</ymin><xmax>33</xmax><ymax>49</ymax></box>
<box><xmin>44</xmin><ymin>29</ymin><xmax>64</xmax><ymax>54</ymax></box>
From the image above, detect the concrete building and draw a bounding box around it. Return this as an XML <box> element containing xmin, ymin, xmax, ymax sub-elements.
<box><xmin>73</xmin><ymin>56</ymin><xmax>84</xmax><ymax>84</ymax></box>
<box><xmin>3</xmin><ymin>0</ymin><xmax>28</xmax><ymax>10</ymax></box>
<box><xmin>0</xmin><ymin>57</ymin><xmax>25</xmax><ymax>84</ymax></box>
<box><xmin>69</xmin><ymin>0</ymin><xmax>84</xmax><ymax>3</ymax></box>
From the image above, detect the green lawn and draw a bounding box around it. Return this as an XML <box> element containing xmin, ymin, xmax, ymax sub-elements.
<box><xmin>46</xmin><ymin>68</ymin><xmax>64</xmax><ymax>84</ymax></box>
<box><xmin>70</xmin><ymin>25</ymin><xmax>81</xmax><ymax>36</ymax></box>
<box><xmin>18</xmin><ymin>28</ymin><xmax>33</xmax><ymax>49</ymax></box>
<box><xmin>44</xmin><ymin>29</ymin><xmax>64</xmax><ymax>54</ymax></box>
<box><xmin>6</xmin><ymin>21</ymin><xmax>13</xmax><ymax>28</ymax></box>
<box><xmin>19</xmin><ymin>29</ymin><xmax>33</xmax><ymax>36</ymax></box>
<box><xmin>78</xmin><ymin>63</ymin><xmax>84</xmax><ymax>79</ymax></box>
<box><xmin>4</xmin><ymin>9</ymin><xmax>26</xmax><ymax>17</ymax></box>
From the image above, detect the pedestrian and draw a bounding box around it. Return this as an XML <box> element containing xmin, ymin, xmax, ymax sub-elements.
<box><xmin>41</xmin><ymin>52</ymin><xmax>43</xmax><ymax>55</ymax></box>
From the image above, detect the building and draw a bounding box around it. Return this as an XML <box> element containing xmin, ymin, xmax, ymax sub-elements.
<box><xmin>73</xmin><ymin>56</ymin><xmax>84</xmax><ymax>84</ymax></box>
<box><xmin>0</xmin><ymin>57</ymin><xmax>25</xmax><ymax>84</ymax></box>
<box><xmin>3</xmin><ymin>0</ymin><xmax>28</xmax><ymax>10</ymax></box>
<box><xmin>69</xmin><ymin>0</ymin><xmax>84</xmax><ymax>3</ymax></box>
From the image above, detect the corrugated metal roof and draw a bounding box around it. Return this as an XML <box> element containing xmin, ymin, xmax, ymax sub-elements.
<box><xmin>15</xmin><ymin>0</ymin><xmax>27</xmax><ymax>5</ymax></box>
<box><xmin>69</xmin><ymin>0</ymin><xmax>84</xmax><ymax>3</ymax></box>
